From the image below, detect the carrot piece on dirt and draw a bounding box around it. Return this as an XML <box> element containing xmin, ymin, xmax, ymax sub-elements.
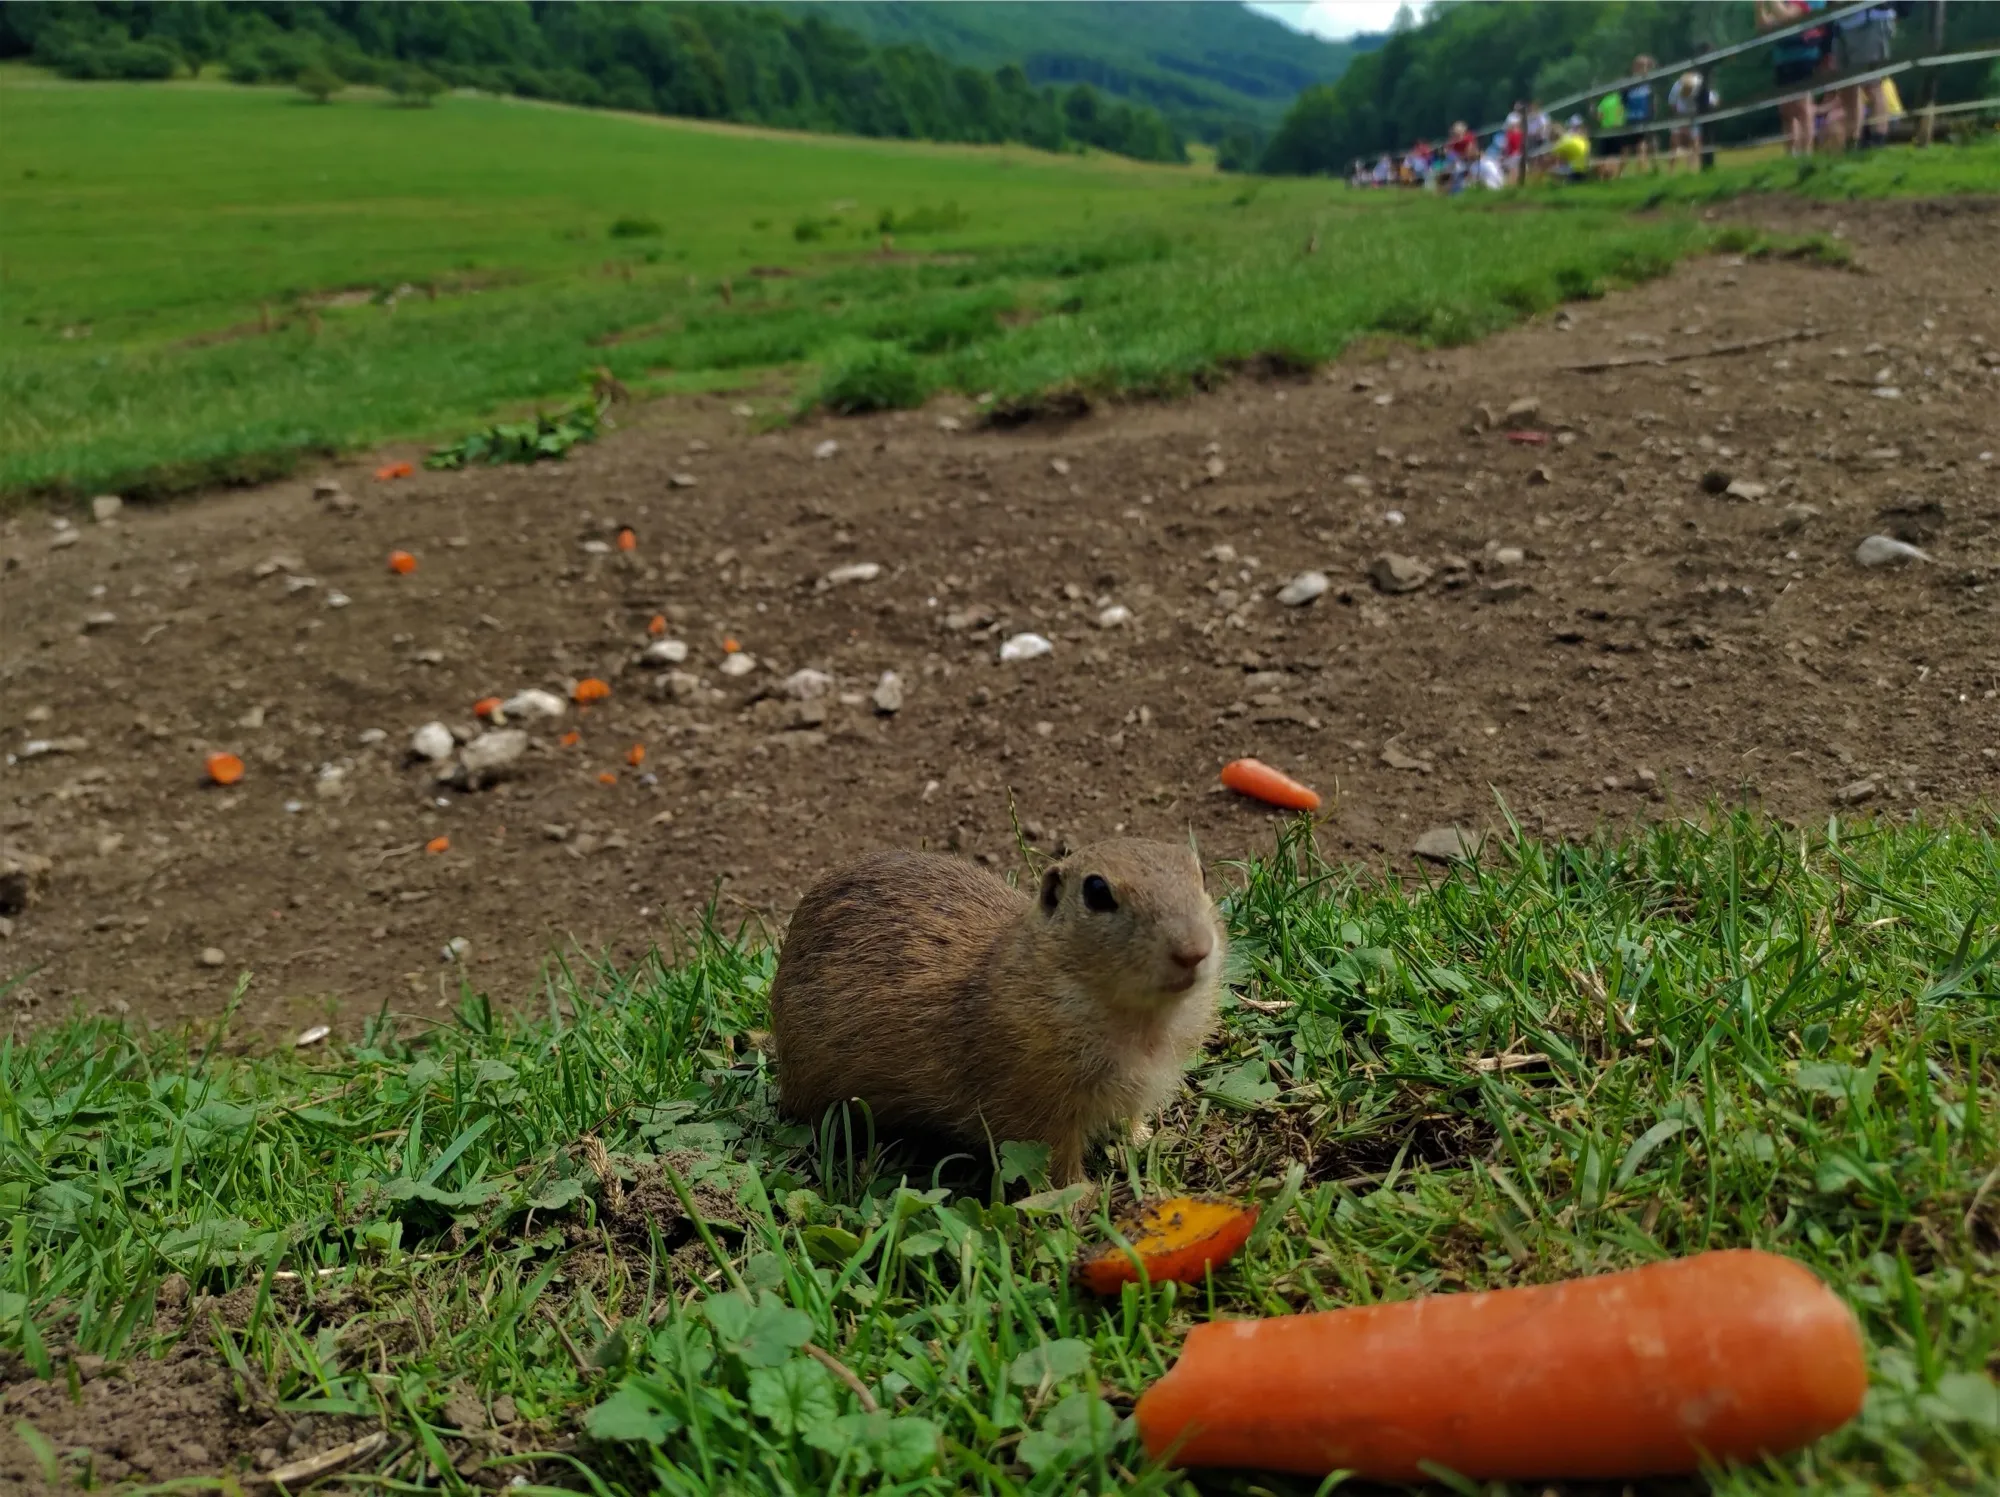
<box><xmin>204</xmin><ymin>751</ymin><xmax>245</xmax><ymax>787</ymax></box>
<box><xmin>473</xmin><ymin>696</ymin><xmax>503</xmax><ymax>721</ymax></box>
<box><xmin>374</xmin><ymin>461</ymin><xmax>414</xmax><ymax>480</ymax></box>
<box><xmin>387</xmin><ymin>549</ymin><xmax>418</xmax><ymax>575</ymax></box>
<box><xmin>626</xmin><ymin>743</ymin><xmax>646</xmax><ymax>767</ymax></box>
<box><xmin>424</xmin><ymin>836</ymin><xmax>450</xmax><ymax>855</ymax></box>
<box><xmin>572</xmin><ymin>677</ymin><xmax>611</xmax><ymax>704</ymax></box>
<box><xmin>597</xmin><ymin>770</ymin><xmax>618</xmax><ymax>785</ymax></box>
<box><xmin>1219</xmin><ymin>758</ymin><xmax>1320</xmax><ymax>812</ymax></box>
<box><xmin>647</xmin><ymin>614</ymin><xmax>667</xmax><ymax>637</ymax></box>
<box><xmin>1076</xmin><ymin>1197</ymin><xmax>1259</xmax><ymax>1297</ymax></box>
<box><xmin>617</xmin><ymin>527</ymin><xmax>637</xmax><ymax>552</ymax></box>
<box><xmin>721</xmin><ymin>636</ymin><xmax>741</xmax><ymax>654</ymax></box>
<box><xmin>560</xmin><ymin>730</ymin><xmax>581</xmax><ymax>748</ymax></box>
<box><xmin>1134</xmin><ymin>1248</ymin><xmax>1866</xmax><ymax>1482</ymax></box>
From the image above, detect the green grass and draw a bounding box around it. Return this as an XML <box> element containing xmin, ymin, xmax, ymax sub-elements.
<box><xmin>1</xmin><ymin>71</ymin><xmax>1726</xmax><ymax>500</ymax></box>
<box><xmin>6</xmin><ymin>814</ymin><xmax>1998</xmax><ymax>1493</ymax></box>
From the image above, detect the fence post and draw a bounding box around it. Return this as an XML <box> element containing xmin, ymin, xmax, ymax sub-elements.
<box><xmin>1918</xmin><ymin>0</ymin><xmax>1949</xmax><ymax>144</ymax></box>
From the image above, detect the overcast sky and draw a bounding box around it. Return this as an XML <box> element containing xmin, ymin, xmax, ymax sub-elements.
<box><xmin>1246</xmin><ymin>1</ymin><xmax>1409</xmax><ymax>42</ymax></box>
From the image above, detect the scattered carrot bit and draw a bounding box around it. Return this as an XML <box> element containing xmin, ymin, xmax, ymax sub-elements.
<box><xmin>626</xmin><ymin>743</ymin><xmax>646</xmax><ymax>767</ymax></box>
<box><xmin>425</xmin><ymin>836</ymin><xmax>450</xmax><ymax>855</ymax></box>
<box><xmin>573</xmin><ymin>677</ymin><xmax>611</xmax><ymax>704</ymax></box>
<box><xmin>617</xmin><ymin>527</ymin><xmax>637</xmax><ymax>552</ymax></box>
<box><xmin>473</xmin><ymin>695</ymin><xmax>503</xmax><ymax>720</ymax></box>
<box><xmin>597</xmin><ymin>770</ymin><xmax>619</xmax><ymax>785</ymax></box>
<box><xmin>387</xmin><ymin>549</ymin><xmax>418</xmax><ymax>575</ymax></box>
<box><xmin>204</xmin><ymin>751</ymin><xmax>245</xmax><ymax>787</ymax></box>
<box><xmin>721</xmin><ymin>636</ymin><xmax>741</xmax><ymax>654</ymax></box>
<box><xmin>1135</xmin><ymin>1248</ymin><xmax>1866</xmax><ymax>1482</ymax></box>
<box><xmin>1506</xmin><ymin>429</ymin><xmax>1550</xmax><ymax>446</ymax></box>
<box><xmin>560</xmin><ymin>731</ymin><xmax>581</xmax><ymax>748</ymax></box>
<box><xmin>374</xmin><ymin>461</ymin><xmax>415</xmax><ymax>480</ymax></box>
<box><xmin>1076</xmin><ymin>1197</ymin><xmax>1259</xmax><ymax>1297</ymax></box>
<box><xmin>1220</xmin><ymin>758</ymin><xmax>1321</xmax><ymax>812</ymax></box>
<box><xmin>648</xmin><ymin>613</ymin><xmax>667</xmax><ymax>637</ymax></box>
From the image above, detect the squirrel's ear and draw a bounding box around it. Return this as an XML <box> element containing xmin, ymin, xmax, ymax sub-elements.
<box><xmin>1039</xmin><ymin>867</ymin><xmax>1062</xmax><ymax>914</ymax></box>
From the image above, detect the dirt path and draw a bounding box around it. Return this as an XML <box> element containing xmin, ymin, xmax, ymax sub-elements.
<box><xmin>3</xmin><ymin>197</ymin><xmax>1996</xmax><ymax>1039</ymax></box>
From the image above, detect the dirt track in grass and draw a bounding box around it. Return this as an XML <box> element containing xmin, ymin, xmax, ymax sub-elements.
<box><xmin>3</xmin><ymin>196</ymin><xmax>1996</xmax><ymax>1043</ymax></box>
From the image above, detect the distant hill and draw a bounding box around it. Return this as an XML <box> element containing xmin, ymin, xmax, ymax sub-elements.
<box><xmin>786</xmin><ymin>2</ymin><xmax>1374</xmax><ymax>140</ymax></box>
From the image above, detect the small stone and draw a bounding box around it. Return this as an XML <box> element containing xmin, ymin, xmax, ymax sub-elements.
<box><xmin>872</xmin><ymin>671</ymin><xmax>904</xmax><ymax>715</ymax></box>
<box><xmin>1776</xmin><ymin>503</ymin><xmax>1821</xmax><ymax>536</ymax></box>
<box><xmin>1205</xmin><ymin>455</ymin><xmax>1226</xmax><ymax>479</ymax></box>
<box><xmin>543</xmin><ymin>823</ymin><xmax>571</xmax><ymax>841</ymax></box>
<box><xmin>1503</xmin><ymin>397</ymin><xmax>1540</xmax><ymax>425</ymax></box>
<box><xmin>581</xmin><ymin>539</ymin><xmax>612</xmax><ymax>555</ymax></box>
<box><xmin>500</xmin><ymin>689</ymin><xmax>566</xmax><ymax>720</ymax></box>
<box><xmin>326</xmin><ymin>590</ymin><xmax>351</xmax><ymax>608</ymax></box>
<box><xmin>1050</xmin><ymin>457</ymin><xmax>1071</xmax><ymax>476</ymax></box>
<box><xmin>1380</xmin><ymin>743</ymin><xmax>1435</xmax><ymax>774</ymax></box>
<box><xmin>659</xmin><ymin>670</ymin><xmax>705</xmax><ymax>701</ymax></box>
<box><xmin>1096</xmin><ymin>604</ymin><xmax>1132</xmax><ymax>629</ymax></box>
<box><xmin>237</xmin><ymin>705</ymin><xmax>266</xmax><ymax>730</ymax></box>
<box><xmin>49</xmin><ymin>529</ymin><xmax>80</xmax><ymax>550</ymax></box>
<box><xmin>1491</xmin><ymin>546</ymin><xmax>1526</xmax><ymax>568</ymax></box>
<box><xmin>1833</xmin><ymin>777</ymin><xmax>1878</xmax><ymax>805</ymax></box>
<box><xmin>668</xmin><ymin>472</ymin><xmax>698</xmax><ymax>488</ymax></box>
<box><xmin>295</xmin><ymin>1024</ymin><xmax>331</xmax><ymax>1048</ymax></box>
<box><xmin>1527</xmin><ymin>465</ymin><xmax>1553</xmax><ymax>486</ymax></box>
<box><xmin>732</xmin><ymin>403</ymin><xmax>755</xmax><ymax>418</ymax></box>
<box><xmin>1369</xmin><ymin>553</ymin><xmax>1432</xmax><ymax>594</ymax></box>
<box><xmin>91</xmin><ymin>495</ymin><xmax>124</xmax><ymax>523</ymax></box>
<box><xmin>459</xmin><ymin>729</ymin><xmax>528</xmax><ymax>784</ymax></box>
<box><xmin>82</xmin><ymin>611</ymin><xmax>118</xmax><ymax>632</ymax></box>
<box><xmin>358</xmin><ymin>727</ymin><xmax>387</xmax><ymax>746</ymax></box>
<box><xmin>442</xmin><ymin>936</ymin><xmax>471</xmax><ymax>963</ymax></box>
<box><xmin>198</xmin><ymin>947</ymin><xmax>226</xmax><ymax>968</ymax></box>
<box><xmin>937</xmin><ymin>415</ymin><xmax>961</xmax><ymax>432</ymax></box>
<box><xmin>719</xmin><ymin>652</ymin><xmax>757</xmax><ymax>678</ymax></box>
<box><xmin>410</xmin><ymin>722</ymin><xmax>455</xmax><ymax>762</ymax></box>
<box><xmin>1276</xmin><ymin>571</ymin><xmax>1330</xmax><ymax>607</ymax></box>
<box><xmin>780</xmin><ymin>668</ymin><xmax>834</xmax><ymax>701</ymax></box>
<box><xmin>640</xmin><ymin>638</ymin><xmax>690</xmax><ymax>666</ymax></box>
<box><xmin>315</xmin><ymin>764</ymin><xmax>347</xmax><ymax>799</ymax></box>
<box><xmin>21</xmin><ymin>737</ymin><xmax>88</xmax><ymax>758</ymax></box>
<box><xmin>999</xmin><ymin>632</ymin><xmax>1053</xmax><ymax>663</ymax></box>
<box><xmin>824</xmin><ymin>561</ymin><xmax>882</xmax><ymax>586</ymax></box>
<box><xmin>1413</xmin><ymin>826</ymin><xmax>1482</xmax><ymax>863</ymax></box>
<box><xmin>813</xmin><ymin>439</ymin><xmax>840</xmax><ymax>460</ymax></box>
<box><xmin>1854</xmin><ymin>535</ymin><xmax>1932</xmax><ymax>567</ymax></box>
<box><xmin>1724</xmin><ymin>479</ymin><xmax>1769</xmax><ymax>501</ymax></box>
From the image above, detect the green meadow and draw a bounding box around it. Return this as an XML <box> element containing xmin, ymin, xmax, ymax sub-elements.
<box><xmin>6</xmin><ymin>818</ymin><xmax>1997</xmax><ymax>1491</ymax></box>
<box><xmin>0</xmin><ymin>72</ymin><xmax>1720</xmax><ymax>499</ymax></box>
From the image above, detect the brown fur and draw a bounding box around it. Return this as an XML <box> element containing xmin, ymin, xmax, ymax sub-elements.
<box><xmin>768</xmin><ymin>838</ymin><xmax>1224</xmax><ymax>1184</ymax></box>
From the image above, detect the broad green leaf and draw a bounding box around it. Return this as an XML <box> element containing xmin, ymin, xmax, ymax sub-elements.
<box><xmin>1007</xmin><ymin>1338</ymin><xmax>1091</xmax><ymax>1389</ymax></box>
<box><xmin>801</xmin><ymin>1224</ymin><xmax>863</xmax><ymax>1266</ymax></box>
<box><xmin>584</xmin><ymin>1377</ymin><xmax>682</xmax><ymax>1444</ymax></box>
<box><xmin>747</xmin><ymin>1358</ymin><xmax>837</xmax><ymax>1436</ymax></box>
<box><xmin>1204</xmin><ymin>1058</ymin><xmax>1280</xmax><ymax>1108</ymax></box>
<box><xmin>998</xmin><ymin>1139</ymin><xmax>1049</xmax><ymax>1186</ymax></box>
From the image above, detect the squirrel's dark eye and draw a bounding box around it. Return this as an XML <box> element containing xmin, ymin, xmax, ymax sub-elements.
<box><xmin>1081</xmin><ymin>874</ymin><xmax>1118</xmax><ymax>914</ymax></box>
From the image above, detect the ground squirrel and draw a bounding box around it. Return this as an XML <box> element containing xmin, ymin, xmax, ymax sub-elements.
<box><xmin>769</xmin><ymin>838</ymin><xmax>1225</xmax><ymax>1185</ymax></box>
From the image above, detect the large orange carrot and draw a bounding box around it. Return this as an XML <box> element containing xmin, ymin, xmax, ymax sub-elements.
<box><xmin>1219</xmin><ymin>758</ymin><xmax>1320</xmax><ymax>812</ymax></box>
<box><xmin>1136</xmin><ymin>1249</ymin><xmax>1864</xmax><ymax>1481</ymax></box>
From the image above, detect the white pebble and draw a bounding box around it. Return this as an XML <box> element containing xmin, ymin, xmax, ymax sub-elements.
<box><xmin>1096</xmin><ymin>604</ymin><xmax>1132</xmax><ymax>629</ymax></box>
<box><xmin>813</xmin><ymin>439</ymin><xmax>840</xmax><ymax>460</ymax></box>
<box><xmin>460</xmin><ymin>729</ymin><xmax>528</xmax><ymax>781</ymax></box>
<box><xmin>872</xmin><ymin>671</ymin><xmax>904</xmax><ymax>714</ymax></box>
<box><xmin>295</xmin><ymin>1024</ymin><xmax>331</xmax><ymax>1048</ymax></box>
<box><xmin>999</xmin><ymin>632</ymin><xmax>1053</xmax><ymax>663</ymax></box>
<box><xmin>91</xmin><ymin>495</ymin><xmax>123</xmax><ymax>524</ymax></box>
<box><xmin>1854</xmin><ymin>535</ymin><xmax>1932</xmax><ymax>567</ymax></box>
<box><xmin>410</xmin><ymin>722</ymin><xmax>455</xmax><ymax>761</ymax></box>
<box><xmin>442</xmin><ymin>936</ymin><xmax>471</xmax><ymax>963</ymax></box>
<box><xmin>824</xmin><ymin>562</ymin><xmax>882</xmax><ymax>586</ymax></box>
<box><xmin>500</xmin><ymin>688</ymin><xmax>566</xmax><ymax>720</ymax></box>
<box><xmin>719</xmin><ymin>652</ymin><xmax>756</xmax><ymax>677</ymax></box>
<box><xmin>781</xmin><ymin>668</ymin><xmax>834</xmax><ymax>700</ymax></box>
<box><xmin>1275</xmin><ymin>571</ymin><xmax>1329</xmax><ymax>607</ymax></box>
<box><xmin>640</xmin><ymin>638</ymin><xmax>690</xmax><ymax>666</ymax></box>
<box><xmin>358</xmin><ymin>727</ymin><xmax>388</xmax><ymax>746</ymax></box>
<box><xmin>1383</xmin><ymin>509</ymin><xmax>1406</xmax><ymax>526</ymax></box>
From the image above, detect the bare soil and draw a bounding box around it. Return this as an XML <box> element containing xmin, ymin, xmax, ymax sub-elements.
<box><xmin>3</xmin><ymin>198</ymin><xmax>1997</xmax><ymax>1042</ymax></box>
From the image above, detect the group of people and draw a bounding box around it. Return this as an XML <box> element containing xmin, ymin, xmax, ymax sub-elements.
<box><xmin>1350</xmin><ymin>2</ymin><xmax>1909</xmax><ymax>192</ymax></box>
<box><xmin>1760</xmin><ymin>1</ymin><xmax>1906</xmax><ymax>156</ymax></box>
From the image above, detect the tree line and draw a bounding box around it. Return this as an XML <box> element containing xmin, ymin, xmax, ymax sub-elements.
<box><xmin>0</xmin><ymin>1</ymin><xmax>1187</xmax><ymax>163</ymax></box>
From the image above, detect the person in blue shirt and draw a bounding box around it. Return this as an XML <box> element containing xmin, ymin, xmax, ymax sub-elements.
<box><xmin>1623</xmin><ymin>55</ymin><xmax>1659</xmax><ymax>168</ymax></box>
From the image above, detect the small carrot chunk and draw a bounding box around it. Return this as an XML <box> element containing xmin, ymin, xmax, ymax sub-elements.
<box><xmin>560</xmin><ymin>730</ymin><xmax>581</xmax><ymax>747</ymax></box>
<box><xmin>1219</xmin><ymin>758</ymin><xmax>1320</xmax><ymax>812</ymax></box>
<box><xmin>721</xmin><ymin>636</ymin><xmax>741</xmax><ymax>654</ymax></box>
<box><xmin>425</xmin><ymin>836</ymin><xmax>450</xmax><ymax>855</ymax></box>
<box><xmin>1076</xmin><ymin>1197</ymin><xmax>1259</xmax><ymax>1296</ymax></box>
<box><xmin>374</xmin><ymin>461</ymin><xmax>414</xmax><ymax>480</ymax></box>
<box><xmin>204</xmin><ymin>751</ymin><xmax>245</xmax><ymax>786</ymax></box>
<box><xmin>572</xmin><ymin>677</ymin><xmax>611</xmax><ymax>704</ymax></box>
<box><xmin>597</xmin><ymin>770</ymin><xmax>618</xmax><ymax>785</ymax></box>
<box><xmin>473</xmin><ymin>696</ymin><xmax>502</xmax><ymax>721</ymax></box>
<box><xmin>387</xmin><ymin>549</ymin><xmax>418</xmax><ymax>575</ymax></box>
<box><xmin>626</xmin><ymin>743</ymin><xmax>646</xmax><ymax>767</ymax></box>
<box><xmin>647</xmin><ymin>613</ymin><xmax>667</xmax><ymax>636</ymax></box>
<box><xmin>617</xmin><ymin>527</ymin><xmax>637</xmax><ymax>552</ymax></box>
<box><xmin>1135</xmin><ymin>1248</ymin><xmax>1867</xmax><ymax>1481</ymax></box>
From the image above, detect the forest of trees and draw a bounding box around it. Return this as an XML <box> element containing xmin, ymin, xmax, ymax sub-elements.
<box><xmin>1258</xmin><ymin>0</ymin><xmax>1994</xmax><ymax>176</ymax></box>
<box><xmin>0</xmin><ymin>1</ymin><xmax>1187</xmax><ymax>163</ymax></box>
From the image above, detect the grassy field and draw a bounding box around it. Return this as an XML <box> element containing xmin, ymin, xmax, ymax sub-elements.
<box><xmin>5</xmin><ymin>815</ymin><xmax>1997</xmax><ymax>1493</ymax></box>
<box><xmin>0</xmin><ymin>70</ymin><xmax>1744</xmax><ymax>499</ymax></box>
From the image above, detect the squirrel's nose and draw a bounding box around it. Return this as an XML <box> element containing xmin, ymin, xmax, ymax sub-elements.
<box><xmin>1169</xmin><ymin>936</ymin><xmax>1212</xmax><ymax>971</ymax></box>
